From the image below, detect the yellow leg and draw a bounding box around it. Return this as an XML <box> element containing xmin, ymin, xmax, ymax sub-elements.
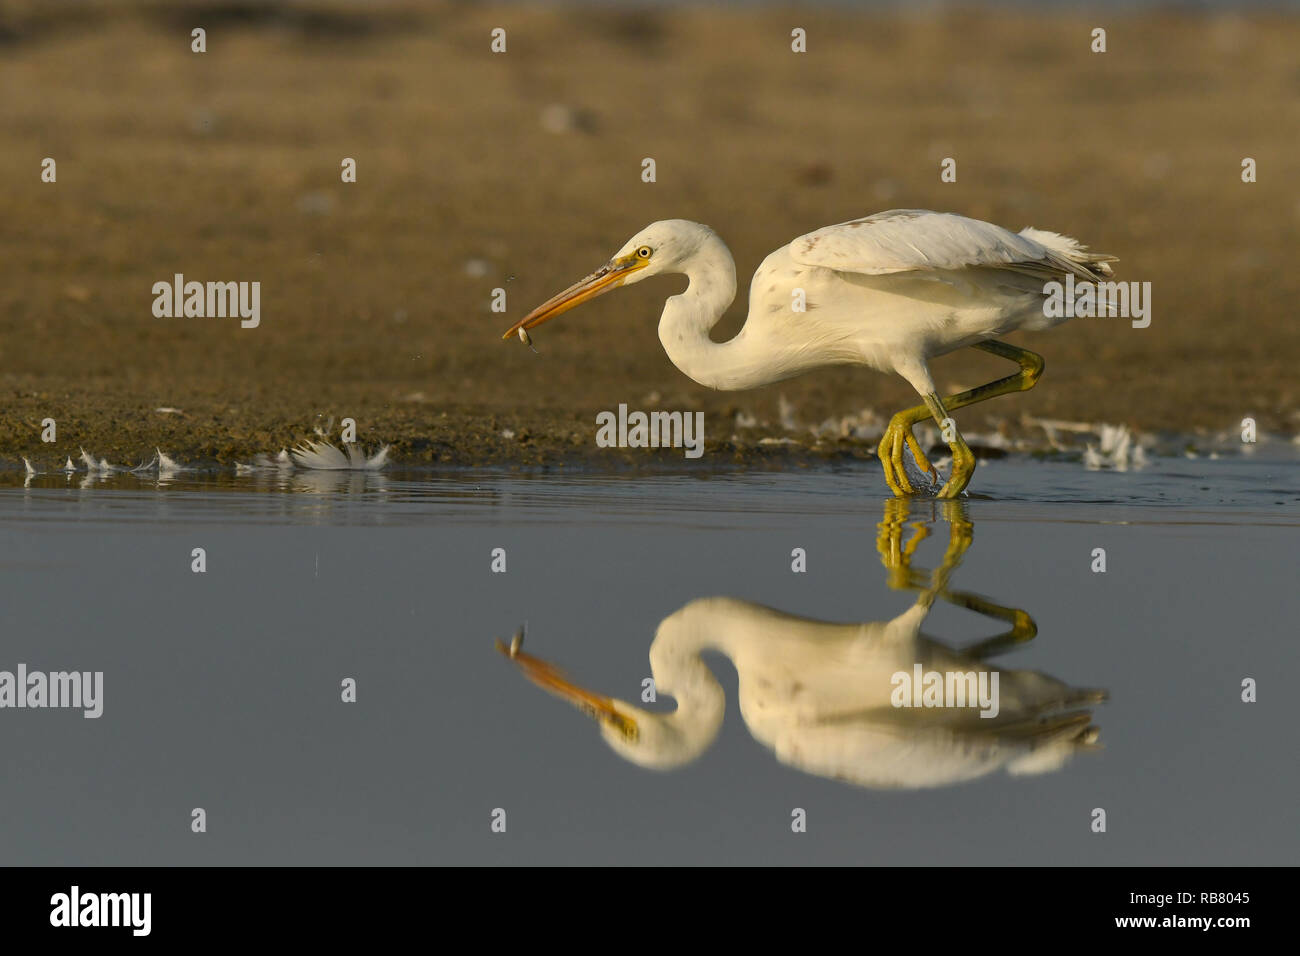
<box><xmin>879</xmin><ymin>340</ymin><xmax>1045</xmax><ymax>498</ymax></box>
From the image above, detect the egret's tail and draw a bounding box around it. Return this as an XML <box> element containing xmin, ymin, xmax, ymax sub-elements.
<box><xmin>1001</xmin><ymin>710</ymin><xmax>1103</xmax><ymax>776</ymax></box>
<box><xmin>1019</xmin><ymin>227</ymin><xmax>1117</xmax><ymax>280</ymax></box>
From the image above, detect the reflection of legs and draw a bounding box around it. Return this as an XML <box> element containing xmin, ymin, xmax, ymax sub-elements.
<box><xmin>874</xmin><ymin>499</ymin><xmax>1037</xmax><ymax>648</ymax></box>
<box><xmin>876</xmin><ymin>500</ymin><xmax>972</xmax><ymax>607</ymax></box>
<box><xmin>945</xmin><ymin>590</ymin><xmax>1038</xmax><ymax>658</ymax></box>
<box><xmin>879</xmin><ymin>340</ymin><xmax>1045</xmax><ymax>498</ymax></box>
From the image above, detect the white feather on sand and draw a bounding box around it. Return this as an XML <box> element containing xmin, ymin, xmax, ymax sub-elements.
<box><xmin>236</xmin><ymin>449</ymin><xmax>295</xmax><ymax>472</ymax></box>
<box><xmin>156</xmin><ymin>449</ymin><xmax>183</xmax><ymax>474</ymax></box>
<box><xmin>1022</xmin><ymin>415</ymin><xmax>1098</xmax><ymax>451</ymax></box>
<box><xmin>290</xmin><ymin>439</ymin><xmax>390</xmax><ymax>471</ymax></box>
<box><xmin>78</xmin><ymin>448</ymin><xmax>118</xmax><ymax>474</ymax></box>
<box><xmin>813</xmin><ymin>406</ymin><xmax>887</xmax><ymax>441</ymax></box>
<box><xmin>1083</xmin><ymin>424</ymin><xmax>1149</xmax><ymax>471</ymax></box>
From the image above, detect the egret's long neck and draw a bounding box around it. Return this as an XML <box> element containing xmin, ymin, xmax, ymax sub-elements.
<box><xmin>657</xmin><ymin>238</ymin><xmax>770</xmax><ymax>391</ymax></box>
<box><xmin>630</xmin><ymin>616</ymin><xmax>727</xmax><ymax>768</ymax></box>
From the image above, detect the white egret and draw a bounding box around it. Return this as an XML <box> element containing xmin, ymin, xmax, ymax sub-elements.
<box><xmin>498</xmin><ymin>504</ymin><xmax>1106</xmax><ymax>789</ymax></box>
<box><xmin>503</xmin><ymin>210</ymin><xmax>1116</xmax><ymax>497</ymax></box>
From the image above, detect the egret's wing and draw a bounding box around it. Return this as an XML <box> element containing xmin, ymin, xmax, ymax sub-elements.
<box><xmin>791</xmin><ymin>210</ymin><xmax>1114</xmax><ymax>283</ymax></box>
<box><xmin>771</xmin><ymin>721</ymin><xmax>1006</xmax><ymax>789</ymax></box>
<box><xmin>771</xmin><ymin>709</ymin><xmax>1099</xmax><ymax>789</ymax></box>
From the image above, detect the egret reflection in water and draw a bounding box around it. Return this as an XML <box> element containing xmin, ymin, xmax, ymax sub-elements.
<box><xmin>499</xmin><ymin>500</ymin><xmax>1107</xmax><ymax>790</ymax></box>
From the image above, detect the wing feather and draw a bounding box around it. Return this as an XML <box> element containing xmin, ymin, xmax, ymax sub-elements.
<box><xmin>791</xmin><ymin>210</ymin><xmax>1115</xmax><ymax>283</ymax></box>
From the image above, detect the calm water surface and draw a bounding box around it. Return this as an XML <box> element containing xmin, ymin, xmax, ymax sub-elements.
<box><xmin>1</xmin><ymin>455</ymin><xmax>1296</xmax><ymax>864</ymax></box>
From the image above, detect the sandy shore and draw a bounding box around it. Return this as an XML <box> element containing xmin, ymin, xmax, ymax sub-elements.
<box><xmin>3</xmin><ymin>2</ymin><xmax>1298</xmax><ymax>468</ymax></box>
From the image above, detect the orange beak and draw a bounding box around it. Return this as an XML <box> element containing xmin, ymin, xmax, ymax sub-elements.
<box><xmin>496</xmin><ymin>631</ymin><xmax>639</xmax><ymax>741</ymax></box>
<box><xmin>501</xmin><ymin>255</ymin><xmax>646</xmax><ymax>341</ymax></box>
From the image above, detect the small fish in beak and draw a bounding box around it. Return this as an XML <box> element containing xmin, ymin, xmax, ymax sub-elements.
<box><xmin>496</xmin><ymin>628</ymin><xmax>639</xmax><ymax>741</ymax></box>
<box><xmin>501</xmin><ymin>253</ymin><xmax>648</xmax><ymax>343</ymax></box>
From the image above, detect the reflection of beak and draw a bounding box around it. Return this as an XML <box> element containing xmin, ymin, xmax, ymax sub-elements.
<box><xmin>496</xmin><ymin>632</ymin><xmax>639</xmax><ymax>741</ymax></box>
<box><xmin>501</xmin><ymin>255</ymin><xmax>645</xmax><ymax>341</ymax></box>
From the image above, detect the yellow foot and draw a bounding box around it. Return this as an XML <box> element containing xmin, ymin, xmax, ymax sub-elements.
<box><xmin>935</xmin><ymin>444</ymin><xmax>976</xmax><ymax>499</ymax></box>
<box><xmin>879</xmin><ymin>416</ymin><xmax>940</xmax><ymax>496</ymax></box>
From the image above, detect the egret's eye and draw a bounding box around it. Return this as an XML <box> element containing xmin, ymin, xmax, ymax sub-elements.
<box><xmin>636</xmin><ymin>246</ymin><xmax>652</xmax><ymax>259</ymax></box>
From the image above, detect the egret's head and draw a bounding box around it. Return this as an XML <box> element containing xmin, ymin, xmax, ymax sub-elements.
<box><xmin>501</xmin><ymin>219</ymin><xmax>717</xmax><ymax>341</ymax></box>
<box><xmin>496</xmin><ymin>632</ymin><xmax>715</xmax><ymax>771</ymax></box>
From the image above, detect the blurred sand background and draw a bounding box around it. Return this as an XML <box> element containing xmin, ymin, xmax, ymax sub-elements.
<box><xmin>2</xmin><ymin>0</ymin><xmax>1299</xmax><ymax>466</ymax></box>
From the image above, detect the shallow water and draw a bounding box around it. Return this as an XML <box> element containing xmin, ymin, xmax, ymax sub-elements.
<box><xmin>1</xmin><ymin>455</ymin><xmax>1296</xmax><ymax>864</ymax></box>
